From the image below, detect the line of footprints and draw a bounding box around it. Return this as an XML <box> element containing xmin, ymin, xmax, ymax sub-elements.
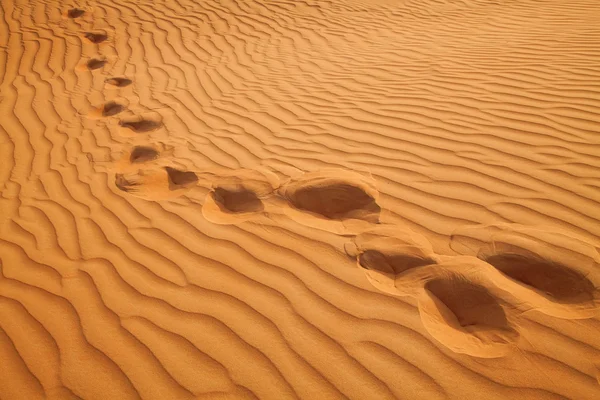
<box><xmin>114</xmin><ymin>151</ymin><xmax>600</xmax><ymax>360</ymax></box>
<box><xmin>69</xmin><ymin>7</ymin><xmax>164</xmax><ymax>143</ymax></box>
<box><xmin>69</xmin><ymin>8</ymin><xmax>600</xmax><ymax>362</ymax></box>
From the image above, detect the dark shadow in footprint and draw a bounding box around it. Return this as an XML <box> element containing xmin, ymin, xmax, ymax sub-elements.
<box><xmin>359</xmin><ymin>250</ymin><xmax>436</xmax><ymax>275</ymax></box>
<box><xmin>68</xmin><ymin>8</ymin><xmax>84</xmax><ymax>18</ymax></box>
<box><xmin>115</xmin><ymin>174</ymin><xmax>138</xmax><ymax>193</ymax></box>
<box><xmin>119</xmin><ymin>119</ymin><xmax>161</xmax><ymax>133</ymax></box>
<box><xmin>289</xmin><ymin>184</ymin><xmax>380</xmax><ymax>220</ymax></box>
<box><xmin>87</xmin><ymin>58</ymin><xmax>106</xmax><ymax>70</ymax></box>
<box><xmin>425</xmin><ymin>278</ymin><xmax>509</xmax><ymax>330</ymax></box>
<box><xmin>483</xmin><ymin>254</ymin><xmax>595</xmax><ymax>304</ymax></box>
<box><xmin>130</xmin><ymin>147</ymin><xmax>159</xmax><ymax>164</ymax></box>
<box><xmin>84</xmin><ymin>32</ymin><xmax>108</xmax><ymax>44</ymax></box>
<box><xmin>165</xmin><ymin>167</ymin><xmax>198</xmax><ymax>190</ymax></box>
<box><xmin>213</xmin><ymin>187</ymin><xmax>263</xmax><ymax>213</ymax></box>
<box><xmin>106</xmin><ymin>77</ymin><xmax>132</xmax><ymax>87</ymax></box>
<box><xmin>102</xmin><ymin>101</ymin><xmax>125</xmax><ymax>117</ymax></box>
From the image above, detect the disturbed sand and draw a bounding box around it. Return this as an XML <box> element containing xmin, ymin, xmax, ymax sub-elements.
<box><xmin>1</xmin><ymin>0</ymin><xmax>600</xmax><ymax>399</ymax></box>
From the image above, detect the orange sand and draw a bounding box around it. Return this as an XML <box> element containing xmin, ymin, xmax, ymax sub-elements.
<box><xmin>0</xmin><ymin>0</ymin><xmax>600</xmax><ymax>399</ymax></box>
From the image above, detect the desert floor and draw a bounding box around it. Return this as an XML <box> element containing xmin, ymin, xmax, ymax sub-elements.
<box><xmin>1</xmin><ymin>0</ymin><xmax>600</xmax><ymax>399</ymax></box>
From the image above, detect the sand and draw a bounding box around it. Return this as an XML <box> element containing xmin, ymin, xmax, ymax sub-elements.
<box><xmin>0</xmin><ymin>0</ymin><xmax>600</xmax><ymax>399</ymax></box>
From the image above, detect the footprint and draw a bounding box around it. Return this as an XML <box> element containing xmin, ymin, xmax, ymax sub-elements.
<box><xmin>345</xmin><ymin>225</ymin><xmax>437</xmax><ymax>295</ymax></box>
<box><xmin>84</xmin><ymin>31</ymin><xmax>108</xmax><ymax>44</ymax></box>
<box><xmin>130</xmin><ymin>146</ymin><xmax>159</xmax><ymax>164</ymax></box>
<box><xmin>118</xmin><ymin>115</ymin><xmax>162</xmax><ymax>134</ymax></box>
<box><xmin>278</xmin><ymin>168</ymin><xmax>380</xmax><ymax>234</ymax></box>
<box><xmin>105</xmin><ymin>77</ymin><xmax>132</xmax><ymax>88</ymax></box>
<box><xmin>102</xmin><ymin>101</ymin><xmax>125</xmax><ymax>117</ymax></box>
<box><xmin>112</xmin><ymin>144</ymin><xmax>174</xmax><ymax>174</ymax></box>
<box><xmin>346</xmin><ymin>226</ymin><xmax>522</xmax><ymax>358</ymax></box>
<box><xmin>88</xmin><ymin>100</ymin><xmax>126</xmax><ymax>118</ymax></box>
<box><xmin>115</xmin><ymin>174</ymin><xmax>138</xmax><ymax>193</ymax></box>
<box><xmin>67</xmin><ymin>8</ymin><xmax>85</xmax><ymax>18</ymax></box>
<box><xmin>287</xmin><ymin>183</ymin><xmax>376</xmax><ymax>218</ymax></box>
<box><xmin>115</xmin><ymin>167</ymin><xmax>198</xmax><ymax>200</ymax></box>
<box><xmin>202</xmin><ymin>168</ymin><xmax>280</xmax><ymax>225</ymax></box>
<box><xmin>418</xmin><ymin>274</ymin><xmax>519</xmax><ymax>358</ymax></box>
<box><xmin>86</xmin><ymin>57</ymin><xmax>106</xmax><ymax>70</ymax></box>
<box><xmin>213</xmin><ymin>187</ymin><xmax>263</xmax><ymax>212</ymax></box>
<box><xmin>360</xmin><ymin>251</ymin><xmax>436</xmax><ymax>284</ymax></box>
<box><xmin>165</xmin><ymin>167</ymin><xmax>198</xmax><ymax>190</ymax></box>
<box><xmin>483</xmin><ymin>254</ymin><xmax>595</xmax><ymax>304</ymax></box>
<box><xmin>450</xmin><ymin>223</ymin><xmax>600</xmax><ymax>319</ymax></box>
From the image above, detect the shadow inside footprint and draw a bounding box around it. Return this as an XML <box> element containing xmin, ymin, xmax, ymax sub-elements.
<box><xmin>213</xmin><ymin>187</ymin><xmax>263</xmax><ymax>213</ymax></box>
<box><xmin>119</xmin><ymin>119</ymin><xmax>161</xmax><ymax>133</ymax></box>
<box><xmin>106</xmin><ymin>77</ymin><xmax>132</xmax><ymax>87</ymax></box>
<box><xmin>84</xmin><ymin>32</ymin><xmax>108</xmax><ymax>43</ymax></box>
<box><xmin>425</xmin><ymin>278</ymin><xmax>509</xmax><ymax>330</ymax></box>
<box><xmin>102</xmin><ymin>101</ymin><xmax>125</xmax><ymax>117</ymax></box>
<box><xmin>130</xmin><ymin>147</ymin><xmax>159</xmax><ymax>164</ymax></box>
<box><xmin>115</xmin><ymin>174</ymin><xmax>138</xmax><ymax>192</ymax></box>
<box><xmin>289</xmin><ymin>183</ymin><xmax>380</xmax><ymax>220</ymax></box>
<box><xmin>87</xmin><ymin>58</ymin><xmax>106</xmax><ymax>70</ymax></box>
<box><xmin>483</xmin><ymin>254</ymin><xmax>595</xmax><ymax>303</ymax></box>
<box><xmin>419</xmin><ymin>276</ymin><xmax>519</xmax><ymax>358</ymax></box>
<box><xmin>68</xmin><ymin>8</ymin><xmax>84</xmax><ymax>18</ymax></box>
<box><xmin>359</xmin><ymin>250</ymin><xmax>435</xmax><ymax>275</ymax></box>
<box><xmin>165</xmin><ymin>167</ymin><xmax>198</xmax><ymax>190</ymax></box>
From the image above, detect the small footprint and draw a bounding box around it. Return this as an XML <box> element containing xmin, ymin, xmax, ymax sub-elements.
<box><xmin>450</xmin><ymin>223</ymin><xmax>600</xmax><ymax>319</ymax></box>
<box><xmin>345</xmin><ymin>225</ymin><xmax>437</xmax><ymax>295</ymax></box>
<box><xmin>278</xmin><ymin>168</ymin><xmax>380</xmax><ymax>234</ymax></box>
<box><xmin>115</xmin><ymin>174</ymin><xmax>138</xmax><ymax>193</ymax></box>
<box><xmin>114</xmin><ymin>167</ymin><xmax>198</xmax><ymax>200</ymax></box>
<box><xmin>105</xmin><ymin>77</ymin><xmax>132</xmax><ymax>87</ymax></box>
<box><xmin>359</xmin><ymin>251</ymin><xmax>436</xmax><ymax>277</ymax></box>
<box><xmin>84</xmin><ymin>31</ymin><xmax>108</xmax><ymax>44</ymax></box>
<box><xmin>165</xmin><ymin>167</ymin><xmax>198</xmax><ymax>190</ymax></box>
<box><xmin>86</xmin><ymin>57</ymin><xmax>106</xmax><ymax>70</ymax></box>
<box><xmin>419</xmin><ymin>275</ymin><xmax>519</xmax><ymax>358</ymax></box>
<box><xmin>130</xmin><ymin>146</ymin><xmax>159</xmax><ymax>164</ymax></box>
<box><xmin>118</xmin><ymin>116</ymin><xmax>162</xmax><ymax>134</ymax></box>
<box><xmin>67</xmin><ymin>8</ymin><xmax>85</xmax><ymax>18</ymax></box>
<box><xmin>112</xmin><ymin>144</ymin><xmax>174</xmax><ymax>174</ymax></box>
<box><xmin>102</xmin><ymin>101</ymin><xmax>125</xmax><ymax>117</ymax></box>
<box><xmin>88</xmin><ymin>100</ymin><xmax>126</xmax><ymax>118</ymax></box>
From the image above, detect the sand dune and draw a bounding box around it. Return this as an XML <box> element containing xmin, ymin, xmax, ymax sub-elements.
<box><xmin>1</xmin><ymin>0</ymin><xmax>600</xmax><ymax>398</ymax></box>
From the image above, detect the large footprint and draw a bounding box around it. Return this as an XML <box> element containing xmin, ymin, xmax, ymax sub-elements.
<box><xmin>417</xmin><ymin>262</ymin><xmax>520</xmax><ymax>359</ymax></box>
<box><xmin>346</xmin><ymin>226</ymin><xmax>520</xmax><ymax>358</ymax></box>
<box><xmin>202</xmin><ymin>168</ymin><xmax>280</xmax><ymax>225</ymax></box>
<box><xmin>277</xmin><ymin>168</ymin><xmax>380</xmax><ymax>235</ymax></box>
<box><xmin>450</xmin><ymin>223</ymin><xmax>600</xmax><ymax>319</ymax></box>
